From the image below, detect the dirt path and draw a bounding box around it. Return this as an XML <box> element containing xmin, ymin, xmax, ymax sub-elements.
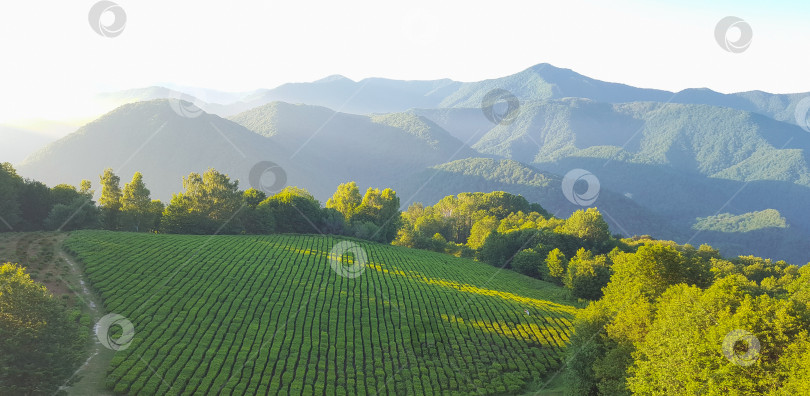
<box><xmin>57</xmin><ymin>249</ymin><xmax>115</xmax><ymax>396</ymax></box>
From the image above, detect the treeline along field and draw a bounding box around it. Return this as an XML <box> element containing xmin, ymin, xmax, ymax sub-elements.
<box><xmin>64</xmin><ymin>231</ymin><xmax>578</xmax><ymax>395</ymax></box>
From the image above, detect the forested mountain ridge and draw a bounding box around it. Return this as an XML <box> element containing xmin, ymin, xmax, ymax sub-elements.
<box><xmin>471</xmin><ymin>98</ymin><xmax>810</xmax><ymax>184</ymax></box>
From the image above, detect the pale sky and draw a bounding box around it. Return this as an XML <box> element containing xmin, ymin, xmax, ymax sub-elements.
<box><xmin>1</xmin><ymin>0</ymin><xmax>809</xmax><ymax>124</ymax></box>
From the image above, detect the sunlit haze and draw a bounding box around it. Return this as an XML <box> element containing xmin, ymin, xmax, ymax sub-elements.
<box><xmin>1</xmin><ymin>0</ymin><xmax>809</xmax><ymax>128</ymax></box>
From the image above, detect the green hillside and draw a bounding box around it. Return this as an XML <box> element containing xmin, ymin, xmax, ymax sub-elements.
<box><xmin>64</xmin><ymin>231</ymin><xmax>577</xmax><ymax>395</ymax></box>
<box><xmin>693</xmin><ymin>209</ymin><xmax>788</xmax><ymax>233</ymax></box>
<box><xmin>471</xmin><ymin>99</ymin><xmax>810</xmax><ymax>186</ymax></box>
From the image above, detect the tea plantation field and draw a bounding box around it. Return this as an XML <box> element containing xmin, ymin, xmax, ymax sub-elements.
<box><xmin>64</xmin><ymin>231</ymin><xmax>578</xmax><ymax>395</ymax></box>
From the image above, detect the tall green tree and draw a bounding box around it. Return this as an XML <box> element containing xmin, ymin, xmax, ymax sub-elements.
<box><xmin>545</xmin><ymin>248</ymin><xmax>567</xmax><ymax>284</ymax></box>
<box><xmin>564</xmin><ymin>248</ymin><xmax>612</xmax><ymax>300</ymax></box>
<box><xmin>99</xmin><ymin>168</ymin><xmax>122</xmax><ymax>230</ymax></box>
<box><xmin>242</xmin><ymin>188</ymin><xmax>273</xmax><ymax>234</ymax></box>
<box><xmin>511</xmin><ymin>248</ymin><xmax>545</xmax><ymax>278</ymax></box>
<box><xmin>79</xmin><ymin>180</ymin><xmax>93</xmax><ymax>198</ymax></box>
<box><xmin>326</xmin><ymin>182</ymin><xmax>363</xmax><ymax>222</ymax></box>
<box><xmin>559</xmin><ymin>208</ymin><xmax>613</xmax><ymax>253</ymax></box>
<box><xmin>354</xmin><ymin>188</ymin><xmax>401</xmax><ymax>243</ymax></box>
<box><xmin>120</xmin><ymin>172</ymin><xmax>156</xmax><ymax>232</ymax></box>
<box><xmin>50</xmin><ymin>184</ymin><xmax>81</xmax><ymax>206</ymax></box>
<box><xmin>0</xmin><ymin>163</ymin><xmax>23</xmax><ymax>230</ymax></box>
<box><xmin>17</xmin><ymin>180</ymin><xmax>51</xmax><ymax>231</ymax></box>
<box><xmin>161</xmin><ymin>193</ymin><xmax>201</xmax><ymax>234</ymax></box>
<box><xmin>242</xmin><ymin>188</ymin><xmax>267</xmax><ymax>209</ymax></box>
<box><xmin>467</xmin><ymin>215</ymin><xmax>499</xmax><ymax>250</ymax></box>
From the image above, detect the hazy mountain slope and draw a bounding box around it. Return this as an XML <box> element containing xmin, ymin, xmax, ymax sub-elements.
<box><xmin>693</xmin><ymin>209</ymin><xmax>788</xmax><ymax>233</ymax></box>
<box><xmin>0</xmin><ymin>125</ymin><xmax>55</xmax><ymax>165</ymax></box>
<box><xmin>17</xmin><ymin>100</ymin><xmax>479</xmax><ymax>204</ymax></box>
<box><xmin>438</xmin><ymin>64</ymin><xmax>673</xmax><ymax>109</ymax></box>
<box><xmin>410</xmin><ymin>108</ymin><xmax>498</xmax><ymax>146</ymax></box>
<box><xmin>229</xmin><ymin>102</ymin><xmax>479</xmax><ymax>191</ymax></box>
<box><xmin>17</xmin><ymin>100</ymin><xmax>325</xmax><ymax>201</ymax></box>
<box><xmin>435</xmin><ymin>64</ymin><xmax>810</xmax><ymax>128</ymax></box>
<box><xmin>92</xmin><ymin>63</ymin><xmax>810</xmax><ymax>129</ymax></box>
<box><xmin>234</xmin><ymin>76</ymin><xmax>461</xmax><ymax>115</ymax></box>
<box><xmin>94</xmin><ymin>86</ymin><xmax>182</xmax><ymax>104</ymax></box>
<box><xmin>676</xmin><ymin>88</ymin><xmax>810</xmax><ymax>126</ymax></box>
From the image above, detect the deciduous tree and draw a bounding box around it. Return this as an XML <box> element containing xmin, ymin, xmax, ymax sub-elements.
<box><xmin>99</xmin><ymin>168</ymin><xmax>122</xmax><ymax>230</ymax></box>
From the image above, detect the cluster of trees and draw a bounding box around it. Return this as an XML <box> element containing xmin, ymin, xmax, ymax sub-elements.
<box><xmin>0</xmin><ymin>163</ymin><xmax>99</xmax><ymax>231</ymax></box>
<box><xmin>324</xmin><ymin>182</ymin><xmax>401</xmax><ymax>243</ymax></box>
<box><xmin>565</xmin><ymin>241</ymin><xmax>810</xmax><ymax>395</ymax></box>
<box><xmin>394</xmin><ymin>192</ymin><xmax>548</xmax><ymax>256</ymax></box>
<box><xmin>0</xmin><ymin>163</ymin><xmax>161</xmax><ymax>232</ymax></box>
<box><xmin>394</xmin><ymin>191</ymin><xmax>621</xmax><ymax>300</ymax></box>
<box><xmin>161</xmin><ymin>174</ymin><xmax>400</xmax><ymax>243</ymax></box>
<box><xmin>0</xmin><ymin>164</ymin><xmax>403</xmax><ymax>244</ymax></box>
<box><xmin>475</xmin><ymin>208</ymin><xmax>619</xmax><ymax>300</ymax></box>
<box><xmin>0</xmin><ymin>262</ymin><xmax>89</xmax><ymax>394</ymax></box>
<box><xmin>98</xmin><ymin>169</ymin><xmax>164</xmax><ymax>232</ymax></box>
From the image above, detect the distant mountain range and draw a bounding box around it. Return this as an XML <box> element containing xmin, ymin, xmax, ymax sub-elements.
<box><xmin>78</xmin><ymin>63</ymin><xmax>810</xmax><ymax>126</ymax></box>
<box><xmin>12</xmin><ymin>63</ymin><xmax>810</xmax><ymax>264</ymax></box>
